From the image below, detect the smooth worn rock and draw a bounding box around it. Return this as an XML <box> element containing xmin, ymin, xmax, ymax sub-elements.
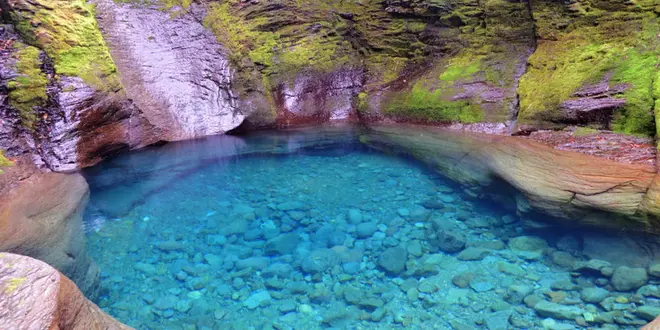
<box><xmin>580</xmin><ymin>287</ymin><xmax>609</xmax><ymax>304</ymax></box>
<box><xmin>533</xmin><ymin>301</ymin><xmax>582</xmax><ymax>320</ymax></box>
<box><xmin>0</xmin><ymin>253</ymin><xmax>131</xmax><ymax>329</ymax></box>
<box><xmin>611</xmin><ymin>266</ymin><xmax>648</xmax><ymax>292</ymax></box>
<box><xmin>457</xmin><ymin>247</ymin><xmax>490</xmax><ymax>261</ymax></box>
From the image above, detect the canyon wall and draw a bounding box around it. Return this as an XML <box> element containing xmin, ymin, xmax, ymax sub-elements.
<box><xmin>1</xmin><ymin>0</ymin><xmax>657</xmax><ymax>170</ymax></box>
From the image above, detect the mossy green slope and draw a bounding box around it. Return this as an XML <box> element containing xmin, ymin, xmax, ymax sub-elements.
<box><xmin>6</xmin><ymin>43</ymin><xmax>48</xmax><ymax>129</ymax></box>
<box><xmin>518</xmin><ymin>0</ymin><xmax>660</xmax><ymax>136</ymax></box>
<box><xmin>0</xmin><ymin>150</ymin><xmax>13</xmax><ymax>174</ymax></box>
<box><xmin>5</xmin><ymin>0</ymin><xmax>120</xmax><ymax>128</ymax></box>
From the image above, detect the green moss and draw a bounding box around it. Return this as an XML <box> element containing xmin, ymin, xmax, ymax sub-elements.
<box><xmin>439</xmin><ymin>56</ymin><xmax>482</xmax><ymax>82</ymax></box>
<box><xmin>7</xmin><ymin>43</ymin><xmax>48</xmax><ymax>129</ymax></box>
<box><xmin>610</xmin><ymin>50</ymin><xmax>656</xmax><ymax>136</ymax></box>
<box><xmin>10</xmin><ymin>0</ymin><xmax>119</xmax><ymax>91</ymax></box>
<box><xmin>0</xmin><ymin>151</ymin><xmax>14</xmax><ymax>175</ymax></box>
<box><xmin>356</xmin><ymin>92</ymin><xmax>369</xmax><ymax>114</ymax></box>
<box><xmin>384</xmin><ymin>84</ymin><xmax>483</xmax><ymax>123</ymax></box>
<box><xmin>518</xmin><ymin>1</ymin><xmax>658</xmax><ymax>136</ymax></box>
<box><xmin>573</xmin><ymin>127</ymin><xmax>599</xmax><ymax>136</ymax></box>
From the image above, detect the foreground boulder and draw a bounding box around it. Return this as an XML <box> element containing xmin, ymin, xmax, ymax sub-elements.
<box><xmin>0</xmin><ymin>252</ymin><xmax>131</xmax><ymax>329</ymax></box>
<box><xmin>0</xmin><ymin>168</ymin><xmax>100</xmax><ymax>297</ymax></box>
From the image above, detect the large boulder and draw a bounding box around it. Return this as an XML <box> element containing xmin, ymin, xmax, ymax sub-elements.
<box><xmin>0</xmin><ymin>171</ymin><xmax>100</xmax><ymax>297</ymax></box>
<box><xmin>0</xmin><ymin>252</ymin><xmax>131</xmax><ymax>329</ymax></box>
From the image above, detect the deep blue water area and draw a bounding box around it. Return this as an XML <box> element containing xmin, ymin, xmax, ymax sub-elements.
<box><xmin>82</xmin><ymin>126</ymin><xmax>659</xmax><ymax>330</ymax></box>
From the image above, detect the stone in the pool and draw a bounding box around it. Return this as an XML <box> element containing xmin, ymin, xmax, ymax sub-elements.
<box><xmin>484</xmin><ymin>310</ymin><xmax>512</xmax><ymax>330</ymax></box>
<box><xmin>648</xmin><ymin>263</ymin><xmax>660</xmax><ymax>277</ymax></box>
<box><xmin>638</xmin><ymin>285</ymin><xmax>660</xmax><ymax>298</ymax></box>
<box><xmin>222</xmin><ymin>219</ymin><xmax>249</xmax><ymax>235</ymax></box>
<box><xmin>302</xmin><ymin>249</ymin><xmax>339</xmax><ymax>274</ymax></box>
<box><xmin>278</xmin><ymin>201</ymin><xmax>306</xmax><ymax>212</ymax></box>
<box><xmin>347</xmin><ymin>208</ymin><xmax>363</xmax><ymax>224</ymax></box>
<box><xmin>417</xmin><ymin>280</ymin><xmax>438</xmax><ymax>293</ymax></box>
<box><xmin>406</xmin><ymin>240</ymin><xmax>423</xmax><ymax>257</ymax></box>
<box><xmin>501</xmin><ymin>215</ymin><xmax>517</xmax><ymax>224</ymax></box>
<box><xmin>232</xmin><ymin>203</ymin><xmax>256</xmax><ymax>220</ymax></box>
<box><xmin>203</xmin><ymin>253</ymin><xmax>222</xmax><ymax>267</ymax></box>
<box><xmin>156</xmin><ymin>240</ymin><xmax>184</xmax><ymax>251</ymax></box>
<box><xmin>581</xmin><ymin>287</ymin><xmax>609</xmax><ymax>303</ymax></box>
<box><xmin>279</xmin><ymin>299</ymin><xmax>297</xmax><ymax>313</ymax></box>
<box><xmin>371</xmin><ymin>308</ymin><xmax>386</xmax><ymax>322</ymax></box>
<box><xmin>541</xmin><ymin>318</ymin><xmax>576</xmax><ymax>330</ymax></box>
<box><xmin>465</xmin><ymin>217</ymin><xmax>490</xmax><ymax>229</ymax></box>
<box><xmin>551</xmin><ymin>251</ymin><xmax>577</xmax><ymax>269</ymax></box>
<box><xmin>135</xmin><ymin>262</ymin><xmax>157</xmax><ymax>274</ymax></box>
<box><xmin>265</xmin><ymin>233</ymin><xmax>300</xmax><ymax>256</ymax></box>
<box><xmin>435</xmin><ymin>230</ymin><xmax>466</xmax><ymax>253</ymax></box>
<box><xmin>378</xmin><ymin>247</ymin><xmax>407</xmax><ymax>275</ymax></box>
<box><xmin>397</xmin><ymin>208</ymin><xmax>410</xmax><ymax>217</ymax></box>
<box><xmin>406</xmin><ymin>288</ymin><xmax>419</xmax><ymax>301</ymax></box>
<box><xmin>356</xmin><ymin>222</ymin><xmax>378</xmax><ymax>238</ymax></box>
<box><xmin>505</xmin><ymin>285</ymin><xmax>532</xmax><ymax>304</ymax></box>
<box><xmin>452</xmin><ymin>272</ymin><xmax>474</xmax><ymax>288</ymax></box>
<box><xmin>235</xmin><ymin>256</ymin><xmax>270</xmax><ymax>271</ymax></box>
<box><xmin>469</xmin><ymin>277</ymin><xmax>495</xmax><ymax>292</ymax></box>
<box><xmin>556</xmin><ymin>235</ymin><xmax>581</xmax><ymax>255</ymax></box>
<box><xmin>153</xmin><ymin>295</ymin><xmax>178</xmax><ymax>310</ymax></box>
<box><xmin>243</xmin><ymin>290</ymin><xmax>272</xmax><ymax>310</ymax></box>
<box><xmin>207</xmin><ymin>234</ymin><xmax>227</xmax><ymax>246</ymax></box>
<box><xmin>524</xmin><ymin>294</ymin><xmax>543</xmax><ymax>308</ymax></box>
<box><xmin>175</xmin><ymin>300</ymin><xmax>192</xmax><ymax>313</ymax></box>
<box><xmin>342</xmin><ymin>262</ymin><xmax>361</xmax><ymax>275</ymax></box>
<box><xmin>472</xmin><ymin>240</ymin><xmax>506</xmax><ymax>251</ymax></box>
<box><xmin>550</xmin><ymin>281</ymin><xmax>580</xmax><ymax>291</ymax></box>
<box><xmin>533</xmin><ymin>301</ymin><xmax>582</xmax><ymax>320</ymax></box>
<box><xmin>573</xmin><ymin>259</ymin><xmax>611</xmax><ymax>274</ymax></box>
<box><xmin>457</xmin><ymin>247</ymin><xmax>489</xmax><ymax>261</ymax></box>
<box><xmin>635</xmin><ymin>306</ymin><xmax>660</xmax><ymax>321</ymax></box>
<box><xmin>422</xmin><ymin>199</ymin><xmax>443</xmax><ymax>209</ymax></box>
<box><xmin>287</xmin><ymin>210</ymin><xmax>306</xmax><ymax>221</ymax></box>
<box><xmin>243</xmin><ymin>228</ymin><xmax>264</xmax><ymax>241</ymax></box>
<box><xmin>508</xmin><ymin>236</ymin><xmax>548</xmax><ymax>252</ymax></box>
<box><xmin>497</xmin><ymin>262</ymin><xmax>525</xmax><ymax>277</ymax></box>
<box><xmin>409</xmin><ymin>205</ymin><xmax>430</xmax><ymax>222</ymax></box>
<box><xmin>611</xmin><ymin>266</ymin><xmax>648</xmax><ymax>291</ymax></box>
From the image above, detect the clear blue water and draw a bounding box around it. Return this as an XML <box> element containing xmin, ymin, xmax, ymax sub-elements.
<box><xmin>82</xmin><ymin>127</ymin><xmax>654</xmax><ymax>330</ymax></box>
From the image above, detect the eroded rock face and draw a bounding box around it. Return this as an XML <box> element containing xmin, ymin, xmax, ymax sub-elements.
<box><xmin>361</xmin><ymin>124</ymin><xmax>660</xmax><ymax>232</ymax></box>
<box><xmin>0</xmin><ymin>171</ymin><xmax>99</xmax><ymax>297</ymax></box>
<box><xmin>0</xmin><ymin>252</ymin><xmax>131</xmax><ymax>330</ymax></box>
<box><xmin>93</xmin><ymin>0</ymin><xmax>245</xmax><ymax>140</ymax></box>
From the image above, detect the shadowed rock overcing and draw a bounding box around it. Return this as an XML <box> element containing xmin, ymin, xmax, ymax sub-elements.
<box><xmin>361</xmin><ymin>124</ymin><xmax>660</xmax><ymax>232</ymax></box>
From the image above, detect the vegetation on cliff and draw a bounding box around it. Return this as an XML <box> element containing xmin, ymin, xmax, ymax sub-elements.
<box><xmin>4</xmin><ymin>0</ymin><xmax>120</xmax><ymax>128</ymax></box>
<box><xmin>518</xmin><ymin>0</ymin><xmax>660</xmax><ymax>136</ymax></box>
<box><xmin>6</xmin><ymin>43</ymin><xmax>48</xmax><ymax>129</ymax></box>
<box><xmin>0</xmin><ymin>151</ymin><xmax>13</xmax><ymax>174</ymax></box>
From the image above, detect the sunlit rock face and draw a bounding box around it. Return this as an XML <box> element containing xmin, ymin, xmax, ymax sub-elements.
<box><xmin>0</xmin><ymin>252</ymin><xmax>131</xmax><ymax>330</ymax></box>
<box><xmin>361</xmin><ymin>124</ymin><xmax>660</xmax><ymax>232</ymax></box>
<box><xmin>93</xmin><ymin>0</ymin><xmax>245</xmax><ymax>140</ymax></box>
<box><xmin>0</xmin><ymin>171</ymin><xmax>100</xmax><ymax>297</ymax></box>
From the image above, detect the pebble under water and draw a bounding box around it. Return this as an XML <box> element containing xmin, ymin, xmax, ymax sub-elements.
<box><xmin>83</xmin><ymin>128</ymin><xmax>660</xmax><ymax>330</ymax></box>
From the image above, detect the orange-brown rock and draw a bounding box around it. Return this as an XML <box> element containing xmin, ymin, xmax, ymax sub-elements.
<box><xmin>362</xmin><ymin>124</ymin><xmax>659</xmax><ymax>232</ymax></box>
<box><xmin>645</xmin><ymin>316</ymin><xmax>660</xmax><ymax>329</ymax></box>
<box><xmin>0</xmin><ymin>170</ymin><xmax>100</xmax><ymax>297</ymax></box>
<box><xmin>0</xmin><ymin>252</ymin><xmax>131</xmax><ymax>330</ymax></box>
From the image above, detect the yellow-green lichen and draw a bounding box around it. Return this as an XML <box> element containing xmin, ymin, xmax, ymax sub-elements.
<box><xmin>3</xmin><ymin>277</ymin><xmax>26</xmax><ymax>294</ymax></box>
<box><xmin>7</xmin><ymin>43</ymin><xmax>48</xmax><ymax>129</ymax></box>
<box><xmin>0</xmin><ymin>150</ymin><xmax>14</xmax><ymax>175</ymax></box>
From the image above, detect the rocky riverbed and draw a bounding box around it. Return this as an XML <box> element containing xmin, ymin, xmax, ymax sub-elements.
<box><xmin>84</xmin><ymin>142</ymin><xmax>660</xmax><ymax>329</ymax></box>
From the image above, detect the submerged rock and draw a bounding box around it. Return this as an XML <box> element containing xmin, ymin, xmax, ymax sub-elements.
<box><xmin>378</xmin><ymin>247</ymin><xmax>407</xmax><ymax>275</ymax></box>
<box><xmin>243</xmin><ymin>290</ymin><xmax>272</xmax><ymax>310</ymax></box>
<box><xmin>611</xmin><ymin>266</ymin><xmax>648</xmax><ymax>291</ymax></box>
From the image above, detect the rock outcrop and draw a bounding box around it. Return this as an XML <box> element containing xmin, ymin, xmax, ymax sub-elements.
<box><xmin>93</xmin><ymin>0</ymin><xmax>245</xmax><ymax>140</ymax></box>
<box><xmin>0</xmin><ymin>168</ymin><xmax>99</xmax><ymax>297</ymax></box>
<box><xmin>361</xmin><ymin>124</ymin><xmax>660</xmax><ymax>232</ymax></box>
<box><xmin>0</xmin><ymin>252</ymin><xmax>131</xmax><ymax>329</ymax></box>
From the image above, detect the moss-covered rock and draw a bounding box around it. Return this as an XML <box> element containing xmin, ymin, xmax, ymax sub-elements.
<box><xmin>518</xmin><ymin>0</ymin><xmax>659</xmax><ymax>136</ymax></box>
<box><xmin>5</xmin><ymin>42</ymin><xmax>48</xmax><ymax>129</ymax></box>
<box><xmin>6</xmin><ymin>0</ymin><xmax>119</xmax><ymax>90</ymax></box>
